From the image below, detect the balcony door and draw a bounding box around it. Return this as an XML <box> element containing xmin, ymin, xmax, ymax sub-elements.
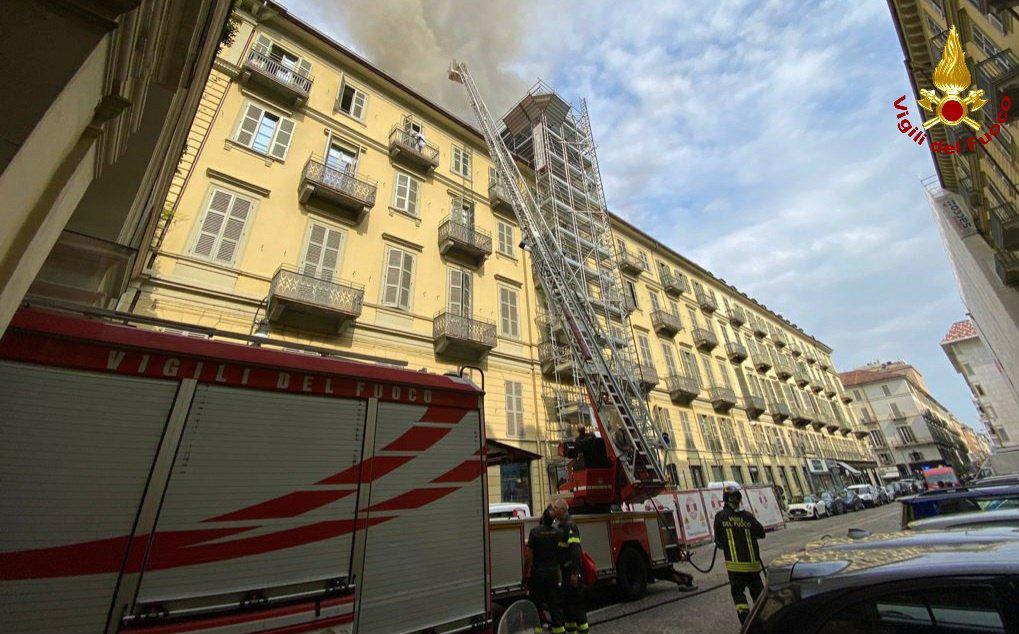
<box><xmin>447</xmin><ymin>267</ymin><xmax>473</xmax><ymax>319</ymax></box>
<box><xmin>301</xmin><ymin>222</ymin><xmax>345</xmax><ymax>281</ymax></box>
<box><xmin>325</xmin><ymin>141</ymin><xmax>358</xmax><ymax>174</ymax></box>
<box><xmin>452</xmin><ymin>197</ymin><xmax>475</xmax><ymax>230</ymax></box>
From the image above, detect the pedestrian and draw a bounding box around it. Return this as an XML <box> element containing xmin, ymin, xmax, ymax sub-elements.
<box><xmin>713</xmin><ymin>485</ymin><xmax>766</xmax><ymax>625</ymax></box>
<box><xmin>552</xmin><ymin>497</ymin><xmax>588</xmax><ymax>633</ymax></box>
<box><xmin>524</xmin><ymin>506</ymin><xmax>565</xmax><ymax>634</ymax></box>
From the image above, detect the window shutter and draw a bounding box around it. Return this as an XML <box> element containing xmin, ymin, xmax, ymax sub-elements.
<box><xmin>302</xmin><ymin>224</ymin><xmax>326</xmax><ymax>276</ymax></box>
<box><xmin>297</xmin><ymin>57</ymin><xmax>312</xmax><ymax>77</ymax></box>
<box><xmin>393</xmin><ymin>172</ymin><xmax>409</xmax><ymax>210</ymax></box>
<box><xmin>214</xmin><ymin>196</ymin><xmax>251</xmax><ymax>263</ymax></box>
<box><xmin>236</xmin><ymin>104</ymin><xmax>263</xmax><ymax>147</ymax></box>
<box><xmin>253</xmin><ymin>34</ymin><xmax>272</xmax><ymax>55</ymax></box>
<box><xmin>448</xmin><ymin>269</ymin><xmax>463</xmax><ymax>316</ymax></box>
<box><xmin>320</xmin><ymin>228</ymin><xmax>342</xmax><ymax>280</ymax></box>
<box><xmin>350</xmin><ymin>89</ymin><xmax>366</xmax><ymax>120</ymax></box>
<box><xmin>398</xmin><ymin>252</ymin><xmax>413</xmax><ymax>309</ymax></box>
<box><xmin>270</xmin><ymin>117</ymin><xmax>295</xmax><ymax>159</ymax></box>
<box><xmin>194</xmin><ymin>190</ymin><xmax>232</xmax><ymax>257</ymax></box>
<box><xmin>406</xmin><ymin>177</ymin><xmax>418</xmax><ymax>215</ymax></box>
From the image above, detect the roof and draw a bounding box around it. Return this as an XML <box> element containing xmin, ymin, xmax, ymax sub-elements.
<box><xmin>941</xmin><ymin>319</ymin><xmax>978</xmax><ymax>345</ymax></box>
<box><xmin>838</xmin><ymin>368</ymin><xmax>902</xmax><ymax>387</ymax></box>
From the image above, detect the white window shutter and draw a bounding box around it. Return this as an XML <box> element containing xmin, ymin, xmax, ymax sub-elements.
<box><xmin>320</xmin><ymin>228</ymin><xmax>342</xmax><ymax>280</ymax></box>
<box><xmin>297</xmin><ymin>57</ymin><xmax>312</xmax><ymax>77</ymax></box>
<box><xmin>350</xmin><ymin>90</ymin><xmax>366</xmax><ymax>120</ymax></box>
<box><xmin>270</xmin><ymin>117</ymin><xmax>295</xmax><ymax>159</ymax></box>
<box><xmin>393</xmin><ymin>172</ymin><xmax>409</xmax><ymax>210</ymax></box>
<box><xmin>383</xmin><ymin>249</ymin><xmax>402</xmax><ymax>306</ymax></box>
<box><xmin>253</xmin><ymin>34</ymin><xmax>272</xmax><ymax>55</ymax></box>
<box><xmin>214</xmin><ymin>196</ymin><xmax>251</xmax><ymax>264</ymax></box>
<box><xmin>194</xmin><ymin>190</ymin><xmax>232</xmax><ymax>257</ymax></box>
<box><xmin>398</xmin><ymin>252</ymin><xmax>413</xmax><ymax>309</ymax></box>
<box><xmin>406</xmin><ymin>177</ymin><xmax>418</xmax><ymax>215</ymax></box>
<box><xmin>448</xmin><ymin>269</ymin><xmax>462</xmax><ymax>316</ymax></box>
<box><xmin>236</xmin><ymin>104</ymin><xmax>263</xmax><ymax>147</ymax></box>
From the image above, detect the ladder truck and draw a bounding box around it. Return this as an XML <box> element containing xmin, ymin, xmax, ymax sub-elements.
<box><xmin>449</xmin><ymin>62</ymin><xmax>667</xmax><ymax>511</ymax></box>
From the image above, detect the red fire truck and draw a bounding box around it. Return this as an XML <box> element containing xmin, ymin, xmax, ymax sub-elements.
<box><xmin>0</xmin><ymin>308</ymin><xmax>686</xmax><ymax>633</ymax></box>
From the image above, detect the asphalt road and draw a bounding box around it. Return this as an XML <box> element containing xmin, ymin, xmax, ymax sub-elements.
<box><xmin>589</xmin><ymin>502</ymin><xmax>903</xmax><ymax>633</ymax></box>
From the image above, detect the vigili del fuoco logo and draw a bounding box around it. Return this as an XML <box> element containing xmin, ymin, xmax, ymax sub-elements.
<box><xmin>893</xmin><ymin>26</ymin><xmax>1011</xmax><ymax>153</ymax></box>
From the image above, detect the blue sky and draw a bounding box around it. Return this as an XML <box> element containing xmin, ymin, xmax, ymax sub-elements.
<box><xmin>282</xmin><ymin>0</ymin><xmax>981</xmax><ymax>429</ymax></box>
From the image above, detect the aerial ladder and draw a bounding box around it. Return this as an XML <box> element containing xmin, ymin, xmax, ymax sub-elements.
<box><xmin>449</xmin><ymin>62</ymin><xmax>667</xmax><ymax>509</ymax></box>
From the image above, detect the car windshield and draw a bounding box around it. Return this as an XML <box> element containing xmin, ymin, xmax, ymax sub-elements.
<box><xmin>802</xmin><ymin>496</ymin><xmax>817</xmax><ymax>504</ymax></box>
<box><xmin>926</xmin><ymin>473</ymin><xmax>958</xmax><ymax>486</ymax></box>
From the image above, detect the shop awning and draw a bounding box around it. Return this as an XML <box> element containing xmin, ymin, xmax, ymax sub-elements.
<box><xmin>837</xmin><ymin>461</ymin><xmax>863</xmax><ymax>476</ymax></box>
<box><xmin>485</xmin><ymin>439</ymin><xmax>542</xmax><ymax>467</ymax></box>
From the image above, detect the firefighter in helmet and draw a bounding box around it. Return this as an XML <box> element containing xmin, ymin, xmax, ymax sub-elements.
<box><xmin>552</xmin><ymin>497</ymin><xmax>588</xmax><ymax>633</ymax></box>
<box><xmin>524</xmin><ymin>506</ymin><xmax>565</xmax><ymax>634</ymax></box>
<box><xmin>713</xmin><ymin>485</ymin><xmax>766</xmax><ymax>624</ymax></box>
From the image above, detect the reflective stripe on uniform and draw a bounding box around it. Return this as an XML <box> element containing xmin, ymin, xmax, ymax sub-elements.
<box><xmin>567</xmin><ymin>536</ymin><xmax>582</xmax><ymax>544</ymax></box>
<box><xmin>551</xmin><ymin>627</ymin><xmax>566</xmax><ymax>634</ymax></box>
<box><xmin>736</xmin><ymin>603</ymin><xmax>749</xmax><ymax>611</ymax></box>
<box><xmin>726</xmin><ymin>528</ymin><xmax>738</xmax><ymax>563</ymax></box>
<box><xmin>745</xmin><ymin>529</ymin><xmax>756</xmax><ymax>563</ymax></box>
<box><xmin>577</xmin><ymin>624</ymin><xmax>589</xmax><ymax>632</ymax></box>
<box><xmin>725</xmin><ymin>560</ymin><xmax>762</xmax><ymax>573</ymax></box>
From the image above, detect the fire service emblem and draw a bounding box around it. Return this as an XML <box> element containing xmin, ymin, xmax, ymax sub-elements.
<box><xmin>918</xmin><ymin>26</ymin><xmax>986</xmax><ymax>131</ymax></box>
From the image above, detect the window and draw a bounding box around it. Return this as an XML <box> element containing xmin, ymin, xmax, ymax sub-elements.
<box><xmin>748</xmin><ymin>466</ymin><xmax>760</xmax><ymax>484</ymax></box>
<box><xmin>450</xmin><ymin>196</ymin><xmax>475</xmax><ymax>227</ymax></box>
<box><xmin>505</xmin><ymin>381</ymin><xmax>524</xmax><ymax>437</ymax></box>
<box><xmin>496</xmin><ymin>221</ymin><xmax>515</xmax><ymax>257</ymax></box>
<box><xmin>690</xmin><ymin>465</ymin><xmax>705</xmax><ymax>488</ymax></box>
<box><xmin>336</xmin><ymin>82</ymin><xmax>367</xmax><ymax>120</ymax></box>
<box><xmin>731</xmin><ymin>466</ymin><xmax>745</xmax><ymax>484</ymax></box>
<box><xmin>890</xmin><ymin>402</ymin><xmax>903</xmax><ymax>419</ymax></box>
<box><xmin>898</xmin><ymin>426</ymin><xmax>917</xmax><ymax>444</ymax></box>
<box><xmin>975</xmin><ymin>384</ymin><xmax>985</xmax><ymax>396</ymax></box>
<box><xmin>235</xmin><ymin>102</ymin><xmax>294</xmax><ymax>159</ymax></box>
<box><xmin>382</xmin><ymin>247</ymin><xmax>415</xmax><ymax>310</ymax></box>
<box><xmin>300</xmin><ymin>222</ymin><xmax>345</xmax><ymax>280</ymax></box>
<box><xmin>499</xmin><ymin>286</ymin><xmax>519</xmax><ymax>338</ymax></box>
<box><xmin>638</xmin><ymin>251</ymin><xmax>649</xmax><ymax>270</ymax></box>
<box><xmin>392</xmin><ymin>171</ymin><xmax>420</xmax><ymax>216</ymax></box>
<box><xmin>819</xmin><ymin>586</ymin><xmax>1004</xmax><ymax>633</ymax></box>
<box><xmin>711</xmin><ymin>465</ymin><xmax>725</xmax><ymax>482</ymax></box>
<box><xmin>660</xmin><ymin>343</ymin><xmax>679</xmax><ymax>376</ymax></box>
<box><xmin>971</xmin><ymin>25</ymin><xmax>1002</xmax><ymax>60</ymax></box>
<box><xmin>666</xmin><ymin>463</ymin><xmax>681</xmax><ymax>486</ymax></box>
<box><xmin>678</xmin><ymin>410</ymin><xmax>695</xmax><ymax>449</ymax></box>
<box><xmin>881</xmin><ymin>385</ymin><xmax>891</xmax><ymax>397</ymax></box>
<box><xmin>853</xmin><ymin>389</ymin><xmax>863</xmax><ymax>401</ymax></box>
<box><xmin>192</xmin><ymin>188</ymin><xmax>254</xmax><ymax>265</ymax></box>
<box><xmin>869</xmin><ymin>430</ymin><xmax>887</xmax><ymax>447</ymax></box>
<box><xmin>716</xmin><ymin>360</ymin><xmax>731</xmax><ymax>388</ymax></box>
<box><xmin>658</xmin><ymin>262</ymin><xmax>671</xmax><ymax>282</ymax></box>
<box><xmin>648</xmin><ymin>291</ymin><xmax>661</xmax><ymax>312</ymax></box>
<box><xmin>447</xmin><ymin>268</ymin><xmax>472</xmax><ymax>317</ymax></box>
<box><xmin>451</xmin><ymin>145</ymin><xmax>472</xmax><ymax>178</ymax></box>
<box><xmin>325</xmin><ymin>142</ymin><xmax>358</xmax><ymax>174</ymax></box>
<box><xmin>637</xmin><ymin>335</ymin><xmax>654</xmax><ymax>367</ymax></box>
<box><xmin>625</xmin><ymin>280</ymin><xmax>639</xmax><ymax>309</ymax></box>
<box><xmin>499</xmin><ymin>462</ymin><xmax>531</xmax><ymax>509</ymax></box>
<box><xmin>681</xmin><ymin>350</ymin><xmax>701</xmax><ymax>384</ymax></box>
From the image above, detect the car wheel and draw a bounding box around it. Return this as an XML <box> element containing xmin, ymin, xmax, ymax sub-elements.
<box><xmin>812</xmin><ymin>509</ymin><xmax>819</xmax><ymax>520</ymax></box>
<box><xmin>615</xmin><ymin>546</ymin><xmax>648</xmax><ymax>601</ymax></box>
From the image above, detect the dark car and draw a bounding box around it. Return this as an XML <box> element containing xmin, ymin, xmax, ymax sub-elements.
<box><xmin>821</xmin><ymin>490</ymin><xmax>846</xmax><ymax>515</ymax></box>
<box><xmin>842</xmin><ymin>489</ymin><xmax>864</xmax><ymax>512</ymax></box>
<box><xmin>743</xmin><ymin>527</ymin><xmax>1019</xmax><ymax>633</ymax></box>
<box><xmin>899</xmin><ymin>484</ymin><xmax>1019</xmax><ymax>528</ymax></box>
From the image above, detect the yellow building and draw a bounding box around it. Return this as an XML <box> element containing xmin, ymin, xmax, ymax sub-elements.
<box><xmin>129</xmin><ymin>0</ymin><xmax>876</xmax><ymax>511</ymax></box>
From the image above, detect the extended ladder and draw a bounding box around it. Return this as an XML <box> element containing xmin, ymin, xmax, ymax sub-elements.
<box><xmin>449</xmin><ymin>62</ymin><xmax>666</xmax><ymax>502</ymax></box>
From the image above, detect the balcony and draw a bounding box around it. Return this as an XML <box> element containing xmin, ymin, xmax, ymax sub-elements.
<box><xmin>298</xmin><ymin>157</ymin><xmax>378</xmax><ymax>224</ymax></box>
<box><xmin>708</xmin><ymin>386</ymin><xmax>737</xmax><ymax>413</ymax></box>
<box><xmin>790</xmin><ymin>346</ymin><xmax>802</xmax><ymax>358</ymax></box>
<box><xmin>769</xmin><ymin>400</ymin><xmax>791</xmax><ymax>423</ymax></box>
<box><xmin>489</xmin><ymin>177</ymin><xmax>514</xmax><ymax>215</ymax></box>
<box><xmin>990</xmin><ymin>203</ymin><xmax>1019</xmax><ymax>252</ymax></box>
<box><xmin>433</xmin><ymin>312</ymin><xmax>497</xmax><ymax>358</ymax></box>
<box><xmin>438</xmin><ymin>217</ymin><xmax>493</xmax><ymax>266</ymax></box>
<box><xmin>546</xmin><ymin>389</ymin><xmax>592</xmax><ymax>425</ymax></box>
<box><xmin>695</xmin><ymin>289</ymin><xmax>717</xmax><ymax>313</ymax></box>
<box><xmin>825</xmin><ymin>418</ymin><xmax>841</xmax><ymax>433</ymax></box>
<box><xmin>636</xmin><ymin>363</ymin><xmax>660</xmax><ymax>393</ymax></box>
<box><xmin>666</xmin><ymin>374</ymin><xmax>700</xmax><ymax>404</ymax></box>
<box><xmin>692</xmin><ymin>327</ymin><xmax>718</xmax><ymax>352</ymax></box>
<box><xmin>752</xmin><ymin>321</ymin><xmax>767</xmax><ymax>339</ymax></box>
<box><xmin>241</xmin><ymin>49</ymin><xmax>313</xmax><ymax>107</ymax></box>
<box><xmin>618</xmin><ymin>249</ymin><xmax>647</xmax><ymax>275</ymax></box>
<box><xmin>538</xmin><ymin>341</ymin><xmax>574</xmax><ymax>377</ymax></box>
<box><xmin>771</xmin><ymin>332</ymin><xmax>787</xmax><ymax>348</ymax></box>
<box><xmin>753</xmin><ymin>354</ymin><xmax>772</xmax><ymax>373</ymax></box>
<box><xmin>853</xmin><ymin>430</ymin><xmax>869</xmax><ymax>440</ymax></box>
<box><xmin>661</xmin><ymin>270</ymin><xmax>689</xmax><ymax>296</ymax></box>
<box><xmin>804</xmin><ymin>351</ymin><xmax>817</xmax><ymax>365</ymax></box>
<box><xmin>795</xmin><ymin>372</ymin><xmax>810</xmax><ymax>388</ymax></box>
<box><xmin>725</xmin><ymin>341</ymin><xmax>747</xmax><ymax>363</ymax></box>
<box><xmin>28</xmin><ymin>230</ymin><xmax>135</xmax><ymax>309</ymax></box>
<box><xmin>791</xmin><ymin>407</ymin><xmax>813</xmax><ymax>428</ymax></box>
<box><xmin>825</xmin><ymin>385</ymin><xmax>837</xmax><ymax>398</ymax></box>
<box><xmin>728</xmin><ymin>306</ymin><xmax>746</xmax><ymax>327</ymax></box>
<box><xmin>536</xmin><ymin>313</ymin><xmax>567</xmax><ymax>343</ymax></box>
<box><xmin>811</xmin><ymin>383</ymin><xmax>824</xmax><ymax>394</ymax></box>
<box><xmin>775</xmin><ymin>359</ymin><xmax>793</xmax><ymax>380</ymax></box>
<box><xmin>841</xmin><ymin>393</ymin><xmax>854</xmax><ymax>404</ymax></box>
<box><xmin>975</xmin><ymin>49</ymin><xmax>1019</xmax><ymax>117</ymax></box>
<box><xmin>995</xmin><ymin>251</ymin><xmax>1019</xmax><ymax>288</ymax></box>
<box><xmin>266</xmin><ymin>267</ymin><xmax>364</xmax><ymax>335</ymax></box>
<box><xmin>651</xmin><ymin>310</ymin><xmax>682</xmax><ymax>337</ymax></box>
<box><xmin>388</xmin><ymin>127</ymin><xmax>441</xmax><ymax>175</ymax></box>
<box><xmin>743</xmin><ymin>396</ymin><xmax>766</xmax><ymax>420</ymax></box>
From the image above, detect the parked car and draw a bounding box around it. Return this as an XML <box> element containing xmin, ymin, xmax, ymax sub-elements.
<box><xmin>489</xmin><ymin>502</ymin><xmax>531</xmax><ymax>520</ymax></box>
<box><xmin>787</xmin><ymin>495</ymin><xmax>828</xmax><ymax>520</ymax></box>
<box><xmin>743</xmin><ymin>527</ymin><xmax>1019</xmax><ymax>633</ymax></box>
<box><xmin>847</xmin><ymin>484</ymin><xmax>878</xmax><ymax>508</ymax></box>
<box><xmin>877</xmin><ymin>485</ymin><xmax>892</xmax><ymax>504</ymax></box>
<box><xmin>975</xmin><ymin>474</ymin><xmax>1019</xmax><ymax>488</ymax></box>
<box><xmin>923</xmin><ymin>465</ymin><xmax>960</xmax><ymax>490</ymax></box>
<box><xmin>897</xmin><ymin>478</ymin><xmax>921</xmax><ymax>494</ymax></box>
<box><xmin>820</xmin><ymin>490</ymin><xmax>845</xmax><ymax>515</ymax></box>
<box><xmin>898</xmin><ymin>484</ymin><xmax>1019</xmax><ymax>528</ymax></box>
<box><xmin>842</xmin><ymin>489</ymin><xmax>864</xmax><ymax>512</ymax></box>
<box><xmin>907</xmin><ymin>508</ymin><xmax>1019</xmax><ymax>531</ymax></box>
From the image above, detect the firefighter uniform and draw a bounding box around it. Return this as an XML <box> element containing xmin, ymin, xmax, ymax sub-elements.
<box><xmin>557</xmin><ymin>515</ymin><xmax>588</xmax><ymax>633</ymax></box>
<box><xmin>526</xmin><ymin>519</ymin><xmax>564</xmax><ymax>634</ymax></box>
<box><xmin>713</xmin><ymin>501</ymin><xmax>766</xmax><ymax>623</ymax></box>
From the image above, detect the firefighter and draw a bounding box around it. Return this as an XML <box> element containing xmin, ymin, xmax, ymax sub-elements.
<box><xmin>524</xmin><ymin>506</ymin><xmax>565</xmax><ymax>634</ymax></box>
<box><xmin>713</xmin><ymin>486</ymin><xmax>766</xmax><ymax>624</ymax></box>
<box><xmin>552</xmin><ymin>497</ymin><xmax>588</xmax><ymax>633</ymax></box>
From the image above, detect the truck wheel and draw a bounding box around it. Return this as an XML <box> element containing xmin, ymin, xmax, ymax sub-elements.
<box><xmin>615</xmin><ymin>547</ymin><xmax>648</xmax><ymax>601</ymax></box>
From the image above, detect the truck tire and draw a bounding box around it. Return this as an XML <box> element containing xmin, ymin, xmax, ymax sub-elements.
<box><xmin>615</xmin><ymin>547</ymin><xmax>648</xmax><ymax>601</ymax></box>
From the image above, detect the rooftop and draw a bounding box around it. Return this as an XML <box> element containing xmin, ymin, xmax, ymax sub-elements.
<box><xmin>941</xmin><ymin>319</ymin><xmax>978</xmax><ymax>345</ymax></box>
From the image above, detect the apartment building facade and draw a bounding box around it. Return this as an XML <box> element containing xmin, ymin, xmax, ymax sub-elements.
<box><xmin>888</xmin><ymin>0</ymin><xmax>1019</xmax><ymax>409</ymax></box>
<box><xmin>942</xmin><ymin>318</ymin><xmax>1019</xmax><ymax>446</ymax></box>
<box><xmin>841</xmin><ymin>361</ymin><xmax>976</xmax><ymax>479</ymax></box>
<box><xmin>128</xmin><ymin>0</ymin><xmax>876</xmax><ymax>511</ymax></box>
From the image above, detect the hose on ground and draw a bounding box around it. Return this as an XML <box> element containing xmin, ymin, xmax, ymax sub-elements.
<box><xmin>684</xmin><ymin>544</ymin><xmax>719</xmax><ymax>574</ymax></box>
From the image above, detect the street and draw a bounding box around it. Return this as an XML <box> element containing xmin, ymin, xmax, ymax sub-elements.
<box><xmin>590</xmin><ymin>502</ymin><xmax>902</xmax><ymax>633</ymax></box>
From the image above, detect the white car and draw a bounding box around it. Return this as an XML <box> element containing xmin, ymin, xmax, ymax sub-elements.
<box><xmin>489</xmin><ymin>502</ymin><xmax>531</xmax><ymax>520</ymax></box>
<box><xmin>847</xmin><ymin>484</ymin><xmax>878</xmax><ymax>507</ymax></box>
<box><xmin>787</xmin><ymin>495</ymin><xmax>828</xmax><ymax>520</ymax></box>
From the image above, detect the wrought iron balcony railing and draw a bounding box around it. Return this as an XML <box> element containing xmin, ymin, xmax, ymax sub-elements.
<box><xmin>775</xmin><ymin>358</ymin><xmax>794</xmax><ymax>380</ymax></box>
<box><xmin>768</xmin><ymin>400</ymin><xmax>791</xmax><ymax>422</ymax></box>
<box><xmin>489</xmin><ymin>177</ymin><xmax>514</xmax><ymax>214</ymax></box>
<box><xmin>267</xmin><ymin>266</ymin><xmax>364</xmax><ymax>334</ymax></box>
<box><xmin>388</xmin><ymin>127</ymin><xmax>440</xmax><ymax>173</ymax></box>
<box><xmin>692</xmin><ymin>326</ymin><xmax>718</xmax><ymax>352</ymax></box>
<box><xmin>975</xmin><ymin>49</ymin><xmax>1019</xmax><ymax>114</ymax></box>
<box><xmin>695</xmin><ymin>289</ymin><xmax>717</xmax><ymax>313</ymax></box>
<box><xmin>752</xmin><ymin>319</ymin><xmax>767</xmax><ymax>338</ymax></box>
<box><xmin>636</xmin><ymin>363</ymin><xmax>660</xmax><ymax>392</ymax></box>
<box><xmin>990</xmin><ymin>202</ymin><xmax>1019</xmax><ymax>252</ymax></box>
<box><xmin>650</xmin><ymin>309</ymin><xmax>682</xmax><ymax>337</ymax></box>
<box><xmin>661</xmin><ymin>270</ymin><xmax>689</xmax><ymax>296</ymax></box>
<box><xmin>433</xmin><ymin>312</ymin><xmax>497</xmax><ymax>357</ymax></box>
<box><xmin>618</xmin><ymin>248</ymin><xmax>647</xmax><ymax>275</ymax></box>
<box><xmin>728</xmin><ymin>306</ymin><xmax>746</xmax><ymax>327</ymax></box>
<box><xmin>753</xmin><ymin>354</ymin><xmax>772</xmax><ymax>373</ymax></box>
<box><xmin>725</xmin><ymin>341</ymin><xmax>747</xmax><ymax>363</ymax></box>
<box><xmin>244</xmin><ymin>49</ymin><xmax>313</xmax><ymax>105</ymax></box>
<box><xmin>995</xmin><ymin>250</ymin><xmax>1019</xmax><ymax>288</ymax></box>
<box><xmin>299</xmin><ymin>156</ymin><xmax>378</xmax><ymax>223</ymax></box>
<box><xmin>708</xmin><ymin>386</ymin><xmax>737</xmax><ymax>412</ymax></box>
<box><xmin>772</xmin><ymin>331</ymin><xmax>787</xmax><ymax>348</ymax></box>
<box><xmin>666</xmin><ymin>374</ymin><xmax>700</xmax><ymax>404</ymax></box>
<box><xmin>438</xmin><ymin>217</ymin><xmax>493</xmax><ymax>264</ymax></box>
<box><xmin>743</xmin><ymin>395</ymin><xmax>766</xmax><ymax>420</ymax></box>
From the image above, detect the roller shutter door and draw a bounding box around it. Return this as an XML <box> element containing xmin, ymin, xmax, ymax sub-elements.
<box><xmin>136</xmin><ymin>384</ymin><xmax>366</xmax><ymax>604</ymax></box>
<box><xmin>0</xmin><ymin>361</ymin><xmax>178</xmax><ymax>634</ymax></box>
